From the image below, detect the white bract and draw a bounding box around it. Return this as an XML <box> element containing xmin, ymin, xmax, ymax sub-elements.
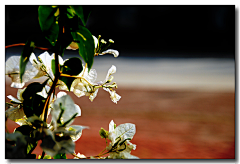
<box><xmin>70</xmin><ymin>66</ymin><xmax>98</xmax><ymax>100</ymax></box>
<box><xmin>99</xmin><ymin>49</ymin><xmax>119</xmax><ymax>58</ymax></box>
<box><xmin>6</xmin><ymin>56</ymin><xmax>38</xmax><ymax>88</ymax></box>
<box><xmin>51</xmin><ymin>93</ymin><xmax>81</xmax><ymax>128</ymax></box>
<box><xmin>106</xmin><ymin>120</ymin><xmax>138</xmax><ymax>159</ymax></box>
<box><xmin>29</xmin><ymin>51</ymin><xmax>64</xmax><ymax>80</ymax></box>
<box><xmin>70</xmin><ymin>65</ymin><xmax>121</xmax><ymax>103</ymax></box>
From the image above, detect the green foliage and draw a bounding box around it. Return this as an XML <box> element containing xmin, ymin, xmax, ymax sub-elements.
<box><xmin>71</xmin><ymin>26</ymin><xmax>95</xmax><ymax>71</ymax></box>
<box><xmin>38</xmin><ymin>6</ymin><xmax>59</xmax><ymax>46</ymax></box>
<box><xmin>53</xmin><ymin>153</ymin><xmax>67</xmax><ymax>159</ymax></box>
<box><xmin>69</xmin><ymin>6</ymin><xmax>86</xmax><ymax>26</ymax></box>
<box><xmin>22</xmin><ymin>82</ymin><xmax>47</xmax><ymax>118</ymax></box>
<box><xmin>59</xmin><ymin>57</ymin><xmax>83</xmax><ymax>91</ymax></box>
<box><xmin>20</xmin><ymin>39</ymin><xmax>36</xmax><ymax>82</ymax></box>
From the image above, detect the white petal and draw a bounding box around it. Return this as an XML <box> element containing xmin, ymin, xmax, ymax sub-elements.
<box><xmin>100</xmin><ymin>49</ymin><xmax>119</xmax><ymax>57</ymax></box>
<box><xmin>74</xmin><ymin>104</ymin><xmax>81</xmax><ymax>117</ymax></box>
<box><xmin>57</xmin><ymin>91</ymin><xmax>67</xmax><ymax>98</ymax></box>
<box><xmin>29</xmin><ymin>53</ymin><xmax>37</xmax><ymax>66</ymax></box>
<box><xmin>89</xmin><ymin>88</ymin><xmax>99</xmax><ymax>102</ymax></box>
<box><xmin>7</xmin><ymin>95</ymin><xmax>22</xmax><ymax>103</ymax></box>
<box><xmin>17</xmin><ymin>88</ymin><xmax>26</xmax><ymax>101</ymax></box>
<box><xmin>93</xmin><ymin>35</ymin><xmax>98</xmax><ymax>49</ymax></box>
<box><xmin>115</xmin><ymin>123</ymin><xmax>136</xmax><ymax>141</ymax></box>
<box><xmin>58</xmin><ymin>80</ymin><xmax>69</xmax><ymax>91</ymax></box>
<box><xmin>6</xmin><ymin>56</ymin><xmax>38</xmax><ymax>87</ymax></box>
<box><xmin>103</xmin><ymin>88</ymin><xmax>121</xmax><ymax>104</ymax></box>
<box><xmin>104</xmin><ymin>65</ymin><xmax>116</xmax><ymax>83</ymax></box>
<box><xmin>52</xmin><ymin>95</ymin><xmax>80</xmax><ymax>127</ymax></box>
<box><xmin>67</xmin><ymin>125</ymin><xmax>88</xmax><ymax>142</ymax></box>
<box><xmin>11</xmin><ymin>82</ymin><xmax>25</xmax><ymax>88</ymax></box>
<box><xmin>109</xmin><ymin>120</ymin><xmax>115</xmax><ymax>133</ymax></box>
<box><xmin>39</xmin><ymin>51</ymin><xmax>53</xmax><ymax>67</ymax></box>
<box><xmin>5</xmin><ymin>56</ymin><xmax>20</xmax><ymax>74</ymax></box>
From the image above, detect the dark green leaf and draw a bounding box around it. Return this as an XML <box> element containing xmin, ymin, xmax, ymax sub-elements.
<box><xmin>22</xmin><ymin>82</ymin><xmax>45</xmax><ymax>99</ymax></box>
<box><xmin>38</xmin><ymin>5</ymin><xmax>59</xmax><ymax>46</ymax></box>
<box><xmin>53</xmin><ymin>153</ymin><xmax>67</xmax><ymax>159</ymax></box>
<box><xmin>62</xmin><ymin>57</ymin><xmax>83</xmax><ymax>76</ymax></box>
<box><xmin>22</xmin><ymin>82</ymin><xmax>46</xmax><ymax>118</ymax></box>
<box><xmin>20</xmin><ymin>39</ymin><xmax>36</xmax><ymax>82</ymax></box>
<box><xmin>69</xmin><ymin>6</ymin><xmax>86</xmax><ymax>26</ymax></box>
<box><xmin>71</xmin><ymin>26</ymin><xmax>94</xmax><ymax>71</ymax></box>
<box><xmin>59</xmin><ymin>33</ymin><xmax>73</xmax><ymax>57</ymax></box>
<box><xmin>23</xmin><ymin>94</ymin><xmax>45</xmax><ymax>118</ymax></box>
<box><xmin>15</xmin><ymin>125</ymin><xmax>34</xmax><ymax>136</ymax></box>
<box><xmin>59</xmin><ymin>57</ymin><xmax>83</xmax><ymax>91</ymax></box>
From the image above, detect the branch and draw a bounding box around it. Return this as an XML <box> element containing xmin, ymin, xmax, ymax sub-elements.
<box><xmin>5</xmin><ymin>43</ymin><xmax>49</xmax><ymax>51</ymax></box>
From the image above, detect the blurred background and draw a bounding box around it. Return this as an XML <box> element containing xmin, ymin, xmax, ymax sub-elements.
<box><xmin>5</xmin><ymin>5</ymin><xmax>235</xmax><ymax>159</ymax></box>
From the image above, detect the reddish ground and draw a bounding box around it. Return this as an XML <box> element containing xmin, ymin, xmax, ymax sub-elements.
<box><xmin>5</xmin><ymin>83</ymin><xmax>235</xmax><ymax>159</ymax></box>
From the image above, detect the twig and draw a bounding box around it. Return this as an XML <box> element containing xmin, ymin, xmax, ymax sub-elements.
<box><xmin>5</xmin><ymin>43</ymin><xmax>49</xmax><ymax>51</ymax></box>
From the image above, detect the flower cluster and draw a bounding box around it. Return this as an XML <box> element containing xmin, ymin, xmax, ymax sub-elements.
<box><xmin>5</xmin><ymin>5</ymin><xmax>138</xmax><ymax>159</ymax></box>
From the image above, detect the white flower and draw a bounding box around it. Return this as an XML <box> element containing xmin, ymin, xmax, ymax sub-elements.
<box><xmin>6</xmin><ymin>56</ymin><xmax>38</xmax><ymax>88</ymax></box>
<box><xmin>103</xmin><ymin>88</ymin><xmax>121</xmax><ymax>104</ymax></box>
<box><xmin>29</xmin><ymin>52</ymin><xmax>56</xmax><ymax>79</ymax></box>
<box><xmin>70</xmin><ymin>65</ymin><xmax>98</xmax><ymax>100</ymax></box>
<box><xmin>106</xmin><ymin>120</ymin><xmax>138</xmax><ymax>159</ymax></box>
<box><xmin>49</xmin><ymin>93</ymin><xmax>87</xmax><ymax>145</ymax></box>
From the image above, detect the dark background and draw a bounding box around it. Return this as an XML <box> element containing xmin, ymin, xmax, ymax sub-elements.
<box><xmin>5</xmin><ymin>5</ymin><xmax>235</xmax><ymax>58</ymax></box>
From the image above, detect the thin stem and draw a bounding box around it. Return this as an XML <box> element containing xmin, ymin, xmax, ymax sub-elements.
<box><xmin>60</xmin><ymin>73</ymin><xmax>93</xmax><ymax>87</ymax></box>
<box><xmin>5</xmin><ymin>43</ymin><xmax>49</xmax><ymax>51</ymax></box>
<box><xmin>97</xmin><ymin>148</ymin><xmax>107</xmax><ymax>156</ymax></box>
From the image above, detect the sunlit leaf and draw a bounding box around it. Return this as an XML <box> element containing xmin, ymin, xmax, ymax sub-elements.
<box><xmin>71</xmin><ymin>25</ymin><xmax>94</xmax><ymax>71</ymax></box>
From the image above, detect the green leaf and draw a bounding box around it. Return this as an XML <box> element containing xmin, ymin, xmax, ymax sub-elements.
<box><xmin>59</xmin><ymin>33</ymin><xmax>73</xmax><ymax>57</ymax></box>
<box><xmin>69</xmin><ymin>5</ymin><xmax>86</xmax><ymax>26</ymax></box>
<box><xmin>53</xmin><ymin>153</ymin><xmax>67</xmax><ymax>159</ymax></box>
<box><xmin>51</xmin><ymin>59</ymin><xmax>56</xmax><ymax>75</ymax></box>
<box><xmin>15</xmin><ymin>125</ymin><xmax>34</xmax><ymax>136</ymax></box>
<box><xmin>22</xmin><ymin>82</ymin><xmax>46</xmax><ymax>118</ymax></box>
<box><xmin>71</xmin><ymin>26</ymin><xmax>95</xmax><ymax>71</ymax></box>
<box><xmin>38</xmin><ymin>5</ymin><xmax>59</xmax><ymax>46</ymax></box>
<box><xmin>59</xmin><ymin>57</ymin><xmax>83</xmax><ymax>91</ymax></box>
<box><xmin>20</xmin><ymin>39</ymin><xmax>36</xmax><ymax>82</ymax></box>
